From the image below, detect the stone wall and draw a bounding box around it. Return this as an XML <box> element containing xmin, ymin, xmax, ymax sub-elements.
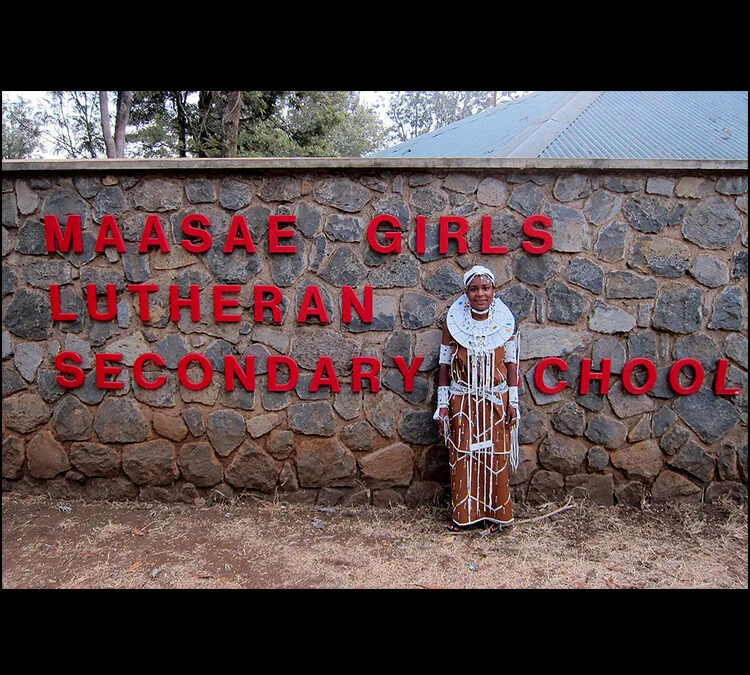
<box><xmin>2</xmin><ymin>160</ymin><xmax>748</xmax><ymax>507</ymax></box>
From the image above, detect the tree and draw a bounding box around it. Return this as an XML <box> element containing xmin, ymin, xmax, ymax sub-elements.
<box><xmin>188</xmin><ymin>90</ymin><xmax>386</xmax><ymax>158</ymax></box>
<box><xmin>127</xmin><ymin>91</ymin><xmax>195</xmax><ymax>158</ymax></box>
<box><xmin>2</xmin><ymin>96</ymin><xmax>43</xmax><ymax>159</ymax></box>
<box><xmin>28</xmin><ymin>90</ymin><xmax>387</xmax><ymax>159</ymax></box>
<box><xmin>299</xmin><ymin>92</ymin><xmax>388</xmax><ymax>157</ymax></box>
<box><xmin>99</xmin><ymin>91</ymin><xmax>133</xmax><ymax>158</ymax></box>
<box><xmin>43</xmin><ymin>91</ymin><xmax>105</xmax><ymax>159</ymax></box>
<box><xmin>220</xmin><ymin>91</ymin><xmax>242</xmax><ymax>157</ymax></box>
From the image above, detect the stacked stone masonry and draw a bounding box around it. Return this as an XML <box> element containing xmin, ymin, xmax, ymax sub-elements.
<box><xmin>1</xmin><ymin>167</ymin><xmax>748</xmax><ymax>508</ymax></box>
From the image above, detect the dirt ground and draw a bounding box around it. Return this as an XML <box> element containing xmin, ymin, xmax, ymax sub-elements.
<box><xmin>2</xmin><ymin>491</ymin><xmax>747</xmax><ymax>589</ymax></box>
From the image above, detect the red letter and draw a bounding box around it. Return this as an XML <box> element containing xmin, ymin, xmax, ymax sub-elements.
<box><xmin>139</xmin><ymin>214</ymin><xmax>171</xmax><ymax>253</ymax></box>
<box><xmin>95</xmin><ymin>215</ymin><xmax>127</xmax><ymax>253</ymax></box>
<box><xmin>367</xmin><ymin>215</ymin><xmax>402</xmax><ymax>254</ymax></box>
<box><xmin>342</xmin><ymin>285</ymin><xmax>373</xmax><ymax>324</ymax></box>
<box><xmin>86</xmin><ymin>283</ymin><xmax>118</xmax><ymax>321</ymax></box>
<box><xmin>96</xmin><ymin>353</ymin><xmax>124</xmax><ymax>390</ymax></box>
<box><xmin>669</xmin><ymin>358</ymin><xmax>704</xmax><ymax>395</ymax></box>
<box><xmin>178</xmin><ymin>354</ymin><xmax>213</xmax><ymax>391</ymax></box>
<box><xmin>269</xmin><ymin>215</ymin><xmax>296</xmax><ymax>253</ymax></box>
<box><xmin>181</xmin><ymin>213</ymin><xmax>212</xmax><ymax>253</ymax></box>
<box><xmin>352</xmin><ymin>356</ymin><xmax>381</xmax><ymax>392</ymax></box>
<box><xmin>254</xmin><ymin>285</ymin><xmax>283</xmax><ymax>323</ymax></box>
<box><xmin>50</xmin><ymin>285</ymin><xmax>78</xmax><ymax>321</ymax></box>
<box><xmin>214</xmin><ymin>285</ymin><xmax>242</xmax><ymax>323</ymax></box>
<box><xmin>297</xmin><ymin>285</ymin><xmax>330</xmax><ymax>323</ymax></box>
<box><xmin>522</xmin><ymin>214</ymin><xmax>553</xmax><ymax>254</ymax></box>
<box><xmin>45</xmin><ymin>214</ymin><xmax>83</xmax><ymax>253</ymax></box>
<box><xmin>534</xmin><ymin>357</ymin><xmax>568</xmax><ymax>395</ymax></box>
<box><xmin>224</xmin><ymin>355</ymin><xmax>256</xmax><ymax>392</ymax></box>
<box><xmin>134</xmin><ymin>353</ymin><xmax>167</xmax><ymax>390</ymax></box>
<box><xmin>170</xmin><ymin>284</ymin><xmax>201</xmax><ymax>322</ymax></box>
<box><xmin>714</xmin><ymin>358</ymin><xmax>741</xmax><ymax>396</ymax></box>
<box><xmin>267</xmin><ymin>355</ymin><xmax>298</xmax><ymax>392</ymax></box>
<box><xmin>415</xmin><ymin>216</ymin><xmax>426</xmax><ymax>254</ymax></box>
<box><xmin>439</xmin><ymin>216</ymin><xmax>468</xmax><ymax>254</ymax></box>
<box><xmin>580</xmin><ymin>358</ymin><xmax>611</xmax><ymax>395</ymax></box>
<box><xmin>128</xmin><ymin>283</ymin><xmax>159</xmax><ymax>322</ymax></box>
<box><xmin>224</xmin><ymin>214</ymin><xmax>256</xmax><ymax>253</ymax></box>
<box><xmin>310</xmin><ymin>356</ymin><xmax>341</xmax><ymax>393</ymax></box>
<box><xmin>55</xmin><ymin>351</ymin><xmax>85</xmax><ymax>388</ymax></box>
<box><xmin>481</xmin><ymin>215</ymin><xmax>508</xmax><ymax>255</ymax></box>
<box><xmin>393</xmin><ymin>356</ymin><xmax>423</xmax><ymax>393</ymax></box>
<box><xmin>621</xmin><ymin>358</ymin><xmax>657</xmax><ymax>395</ymax></box>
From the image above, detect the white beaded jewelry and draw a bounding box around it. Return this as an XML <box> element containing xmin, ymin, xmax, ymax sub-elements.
<box><xmin>439</xmin><ymin>344</ymin><xmax>452</xmax><ymax>365</ymax></box>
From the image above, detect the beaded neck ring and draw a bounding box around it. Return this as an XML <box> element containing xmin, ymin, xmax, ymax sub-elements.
<box><xmin>447</xmin><ymin>294</ymin><xmax>515</xmax><ymax>352</ymax></box>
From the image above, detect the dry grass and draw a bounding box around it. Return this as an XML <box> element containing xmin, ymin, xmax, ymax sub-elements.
<box><xmin>2</xmin><ymin>491</ymin><xmax>746</xmax><ymax>589</ymax></box>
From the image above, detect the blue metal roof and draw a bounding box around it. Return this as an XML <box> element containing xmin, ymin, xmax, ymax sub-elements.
<box><xmin>370</xmin><ymin>91</ymin><xmax>748</xmax><ymax>160</ymax></box>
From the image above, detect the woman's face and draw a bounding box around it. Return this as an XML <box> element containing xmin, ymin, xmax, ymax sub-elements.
<box><xmin>466</xmin><ymin>276</ymin><xmax>494</xmax><ymax>312</ymax></box>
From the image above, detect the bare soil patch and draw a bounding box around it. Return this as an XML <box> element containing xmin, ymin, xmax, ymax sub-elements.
<box><xmin>2</xmin><ymin>492</ymin><xmax>746</xmax><ymax>589</ymax></box>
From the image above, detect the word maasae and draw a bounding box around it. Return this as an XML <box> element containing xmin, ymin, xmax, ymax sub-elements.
<box><xmin>44</xmin><ymin>212</ymin><xmax>555</xmax><ymax>256</ymax></box>
<box><xmin>53</xmin><ymin>352</ymin><xmax>423</xmax><ymax>393</ymax></box>
<box><xmin>535</xmin><ymin>357</ymin><xmax>741</xmax><ymax>396</ymax></box>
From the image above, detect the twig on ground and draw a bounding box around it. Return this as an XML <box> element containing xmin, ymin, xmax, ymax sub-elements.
<box><xmin>514</xmin><ymin>497</ymin><xmax>576</xmax><ymax>526</ymax></box>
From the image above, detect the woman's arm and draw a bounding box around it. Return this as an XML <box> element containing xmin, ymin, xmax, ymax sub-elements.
<box><xmin>505</xmin><ymin>334</ymin><xmax>520</xmax><ymax>428</ymax></box>
<box><xmin>506</xmin><ymin>361</ymin><xmax>518</xmax><ymax>388</ymax></box>
<box><xmin>435</xmin><ymin>323</ymin><xmax>452</xmax><ymax>428</ymax></box>
<box><xmin>438</xmin><ymin>322</ymin><xmax>451</xmax><ymax>387</ymax></box>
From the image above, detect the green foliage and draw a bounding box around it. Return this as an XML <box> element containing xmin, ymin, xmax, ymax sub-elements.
<box><xmin>2</xmin><ymin>96</ymin><xmax>44</xmax><ymax>159</ymax></box>
<box><xmin>127</xmin><ymin>91</ymin><xmax>195</xmax><ymax>158</ymax></box>
<box><xmin>235</xmin><ymin>91</ymin><xmax>386</xmax><ymax>157</ymax></box>
<box><xmin>319</xmin><ymin>92</ymin><xmax>389</xmax><ymax>157</ymax></box>
<box><xmin>125</xmin><ymin>91</ymin><xmax>387</xmax><ymax>158</ymax></box>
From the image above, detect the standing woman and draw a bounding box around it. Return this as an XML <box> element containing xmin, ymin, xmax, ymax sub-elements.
<box><xmin>434</xmin><ymin>265</ymin><xmax>521</xmax><ymax>533</ymax></box>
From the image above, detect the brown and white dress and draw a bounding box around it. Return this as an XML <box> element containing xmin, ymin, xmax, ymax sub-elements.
<box><xmin>438</xmin><ymin>295</ymin><xmax>520</xmax><ymax>527</ymax></box>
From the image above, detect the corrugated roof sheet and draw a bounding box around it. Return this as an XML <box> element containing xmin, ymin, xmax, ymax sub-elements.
<box><xmin>370</xmin><ymin>91</ymin><xmax>748</xmax><ymax>160</ymax></box>
<box><xmin>371</xmin><ymin>91</ymin><xmax>576</xmax><ymax>158</ymax></box>
<box><xmin>541</xmin><ymin>91</ymin><xmax>748</xmax><ymax>160</ymax></box>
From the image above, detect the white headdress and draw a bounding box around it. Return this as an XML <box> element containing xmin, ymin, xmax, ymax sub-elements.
<box><xmin>463</xmin><ymin>265</ymin><xmax>495</xmax><ymax>288</ymax></box>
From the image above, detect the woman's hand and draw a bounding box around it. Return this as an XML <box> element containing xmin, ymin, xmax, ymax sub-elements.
<box><xmin>506</xmin><ymin>406</ymin><xmax>518</xmax><ymax>428</ymax></box>
<box><xmin>437</xmin><ymin>407</ymin><xmax>450</xmax><ymax>438</ymax></box>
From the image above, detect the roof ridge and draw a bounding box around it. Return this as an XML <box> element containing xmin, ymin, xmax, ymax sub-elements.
<box><xmin>503</xmin><ymin>91</ymin><xmax>604</xmax><ymax>158</ymax></box>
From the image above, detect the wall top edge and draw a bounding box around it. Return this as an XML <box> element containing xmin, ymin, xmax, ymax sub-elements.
<box><xmin>2</xmin><ymin>157</ymin><xmax>748</xmax><ymax>173</ymax></box>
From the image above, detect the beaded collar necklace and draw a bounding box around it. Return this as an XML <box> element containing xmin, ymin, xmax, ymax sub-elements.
<box><xmin>446</xmin><ymin>294</ymin><xmax>515</xmax><ymax>351</ymax></box>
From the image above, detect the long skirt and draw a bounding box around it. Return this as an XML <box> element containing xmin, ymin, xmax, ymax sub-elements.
<box><xmin>446</xmin><ymin>343</ymin><xmax>514</xmax><ymax>526</ymax></box>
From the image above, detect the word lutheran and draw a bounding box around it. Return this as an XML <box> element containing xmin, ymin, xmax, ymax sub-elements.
<box><xmin>44</xmin><ymin>211</ymin><xmax>555</xmax><ymax>257</ymax></box>
<box><xmin>50</xmin><ymin>283</ymin><xmax>372</xmax><ymax>325</ymax></box>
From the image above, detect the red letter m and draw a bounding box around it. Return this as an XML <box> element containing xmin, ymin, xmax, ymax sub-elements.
<box><xmin>45</xmin><ymin>214</ymin><xmax>83</xmax><ymax>253</ymax></box>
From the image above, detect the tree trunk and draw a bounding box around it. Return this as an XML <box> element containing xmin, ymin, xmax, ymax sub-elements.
<box><xmin>99</xmin><ymin>92</ymin><xmax>116</xmax><ymax>158</ymax></box>
<box><xmin>196</xmin><ymin>91</ymin><xmax>215</xmax><ymax>157</ymax></box>
<box><xmin>99</xmin><ymin>91</ymin><xmax>132</xmax><ymax>158</ymax></box>
<box><xmin>113</xmin><ymin>91</ymin><xmax>133</xmax><ymax>158</ymax></box>
<box><xmin>221</xmin><ymin>91</ymin><xmax>242</xmax><ymax>157</ymax></box>
<box><xmin>173</xmin><ymin>91</ymin><xmax>187</xmax><ymax>158</ymax></box>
